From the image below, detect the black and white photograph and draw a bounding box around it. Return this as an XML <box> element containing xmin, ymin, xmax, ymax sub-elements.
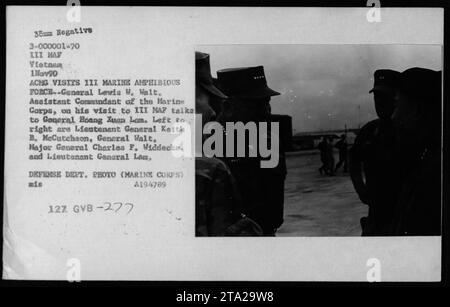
<box><xmin>195</xmin><ymin>44</ymin><xmax>442</xmax><ymax>237</ymax></box>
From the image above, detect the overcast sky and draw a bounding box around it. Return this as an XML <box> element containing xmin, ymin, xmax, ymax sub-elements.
<box><xmin>198</xmin><ymin>44</ymin><xmax>442</xmax><ymax>133</ymax></box>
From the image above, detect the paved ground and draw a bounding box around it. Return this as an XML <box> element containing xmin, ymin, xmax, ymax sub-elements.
<box><xmin>277</xmin><ymin>150</ymin><xmax>368</xmax><ymax>237</ymax></box>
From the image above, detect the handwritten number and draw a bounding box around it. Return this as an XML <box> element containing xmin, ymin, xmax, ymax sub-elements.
<box><xmin>113</xmin><ymin>202</ymin><xmax>123</xmax><ymax>213</ymax></box>
<box><xmin>125</xmin><ymin>203</ymin><xmax>134</xmax><ymax>214</ymax></box>
<box><xmin>104</xmin><ymin>202</ymin><xmax>113</xmax><ymax>211</ymax></box>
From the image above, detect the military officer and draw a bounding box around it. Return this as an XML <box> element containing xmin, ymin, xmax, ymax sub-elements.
<box><xmin>349</xmin><ymin>69</ymin><xmax>401</xmax><ymax>236</ymax></box>
<box><xmin>195</xmin><ymin>52</ymin><xmax>262</xmax><ymax>236</ymax></box>
<box><xmin>391</xmin><ymin>68</ymin><xmax>442</xmax><ymax>236</ymax></box>
<box><xmin>195</xmin><ymin>51</ymin><xmax>238</xmax><ymax>236</ymax></box>
<box><xmin>216</xmin><ymin>65</ymin><xmax>286</xmax><ymax>236</ymax></box>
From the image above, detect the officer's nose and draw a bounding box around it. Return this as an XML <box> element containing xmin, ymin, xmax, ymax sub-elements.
<box><xmin>208</xmin><ymin>107</ymin><xmax>217</xmax><ymax>122</ymax></box>
<box><xmin>202</xmin><ymin>107</ymin><xmax>216</xmax><ymax>127</ymax></box>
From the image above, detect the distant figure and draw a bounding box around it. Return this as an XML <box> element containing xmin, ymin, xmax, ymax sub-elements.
<box><xmin>349</xmin><ymin>69</ymin><xmax>401</xmax><ymax>236</ymax></box>
<box><xmin>334</xmin><ymin>134</ymin><xmax>348</xmax><ymax>173</ymax></box>
<box><xmin>318</xmin><ymin>137</ymin><xmax>330</xmax><ymax>175</ymax></box>
<box><xmin>326</xmin><ymin>136</ymin><xmax>335</xmax><ymax>176</ymax></box>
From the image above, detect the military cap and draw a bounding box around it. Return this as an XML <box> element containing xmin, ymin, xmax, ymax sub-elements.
<box><xmin>397</xmin><ymin>67</ymin><xmax>442</xmax><ymax>125</ymax></box>
<box><xmin>196</xmin><ymin>51</ymin><xmax>227</xmax><ymax>99</ymax></box>
<box><xmin>400</xmin><ymin>67</ymin><xmax>441</xmax><ymax>100</ymax></box>
<box><xmin>369</xmin><ymin>69</ymin><xmax>401</xmax><ymax>93</ymax></box>
<box><xmin>216</xmin><ymin>66</ymin><xmax>280</xmax><ymax>99</ymax></box>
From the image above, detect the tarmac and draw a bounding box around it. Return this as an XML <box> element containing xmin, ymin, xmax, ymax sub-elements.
<box><xmin>277</xmin><ymin>150</ymin><xmax>368</xmax><ymax>236</ymax></box>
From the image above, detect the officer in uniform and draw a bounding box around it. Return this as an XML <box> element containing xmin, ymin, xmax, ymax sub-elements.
<box><xmin>195</xmin><ymin>52</ymin><xmax>262</xmax><ymax>236</ymax></box>
<box><xmin>216</xmin><ymin>66</ymin><xmax>287</xmax><ymax>236</ymax></box>
<box><xmin>195</xmin><ymin>51</ymin><xmax>238</xmax><ymax>236</ymax></box>
<box><xmin>334</xmin><ymin>134</ymin><xmax>348</xmax><ymax>173</ymax></box>
<box><xmin>349</xmin><ymin>69</ymin><xmax>401</xmax><ymax>236</ymax></box>
<box><xmin>391</xmin><ymin>68</ymin><xmax>442</xmax><ymax>236</ymax></box>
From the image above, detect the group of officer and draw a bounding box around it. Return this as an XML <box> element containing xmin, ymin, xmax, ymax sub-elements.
<box><xmin>195</xmin><ymin>51</ymin><xmax>286</xmax><ymax>237</ymax></box>
<box><xmin>350</xmin><ymin>68</ymin><xmax>442</xmax><ymax>236</ymax></box>
<box><xmin>318</xmin><ymin>134</ymin><xmax>349</xmax><ymax>176</ymax></box>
